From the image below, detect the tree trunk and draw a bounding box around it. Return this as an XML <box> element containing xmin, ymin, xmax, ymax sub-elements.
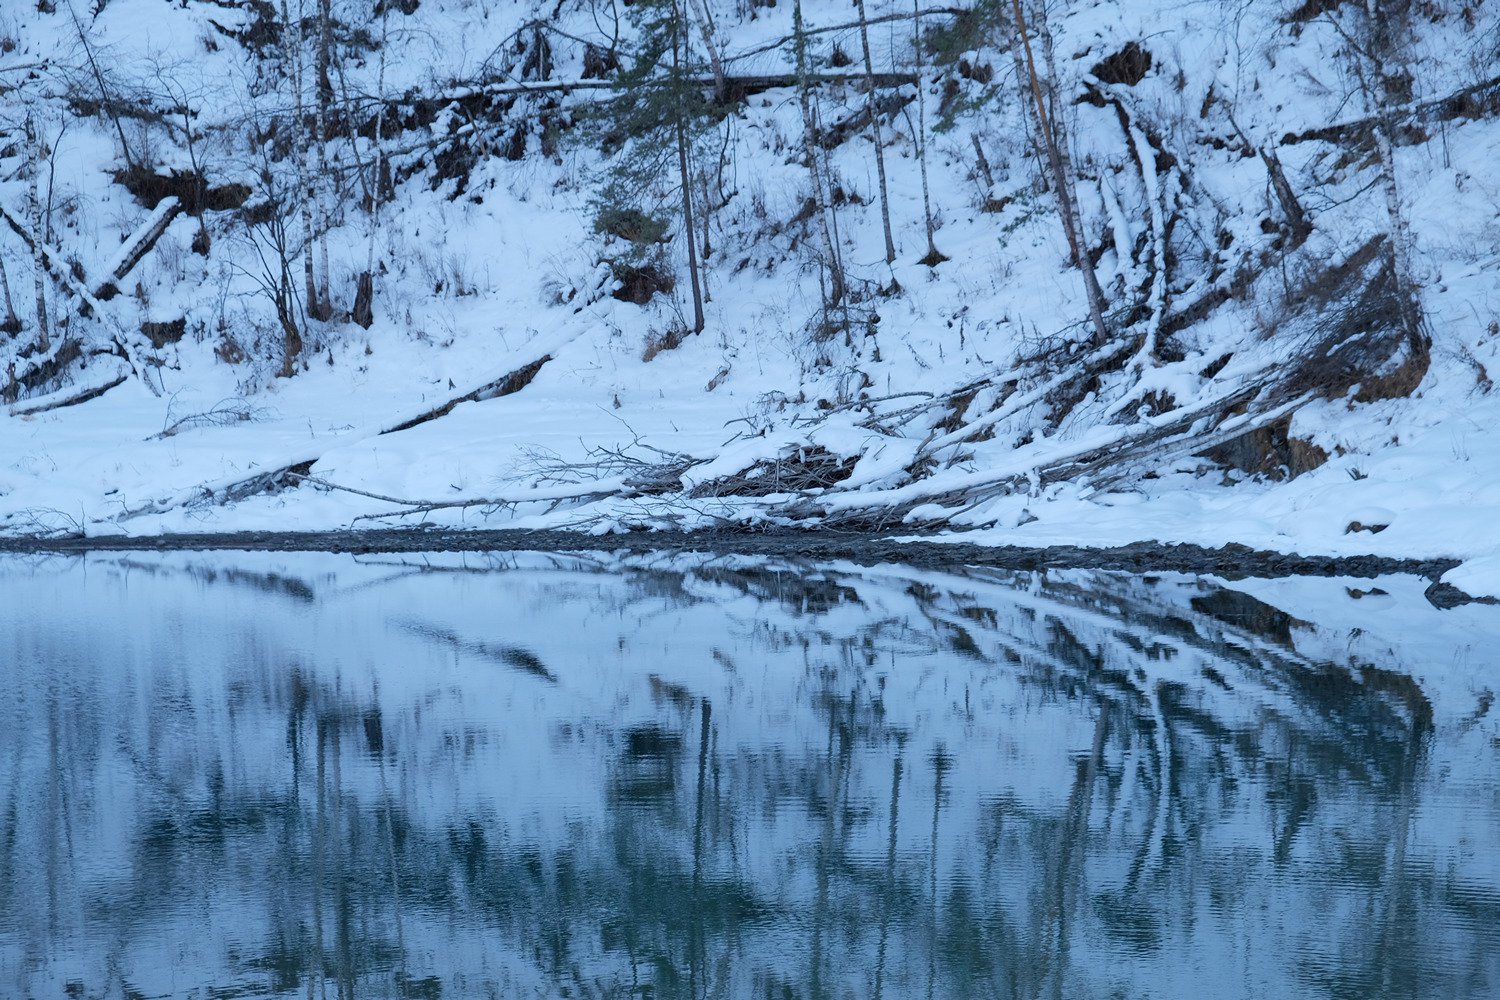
<box><xmin>355</xmin><ymin>8</ymin><xmax>389</xmax><ymax>331</ymax></box>
<box><xmin>672</xmin><ymin>0</ymin><xmax>705</xmax><ymax>333</ymax></box>
<box><xmin>1330</xmin><ymin>0</ymin><xmax>1423</xmax><ymax>356</ymax></box>
<box><xmin>352</xmin><ymin>271</ymin><xmax>374</xmax><ymax>328</ymax></box>
<box><xmin>1361</xmin><ymin>0</ymin><xmax>1421</xmax><ymax>349</ymax></box>
<box><xmin>1005</xmin><ymin>17</ymin><xmax>1048</xmax><ymax>183</ymax></box>
<box><xmin>278</xmin><ymin>273</ymin><xmax>303</xmax><ymax>378</ymax></box>
<box><xmin>971</xmin><ymin>133</ymin><xmax>995</xmax><ymax>190</ymax></box>
<box><xmin>700</xmin><ymin>166</ymin><xmax>713</xmax><ymax>297</ymax></box>
<box><xmin>25</xmin><ymin>115</ymin><xmax>50</xmax><ymax>354</ymax></box>
<box><xmin>314</xmin><ymin>0</ymin><xmax>335</xmax><ymax>320</ymax></box>
<box><xmin>0</xmin><ymin>256</ymin><xmax>20</xmax><ymax>335</ymax></box>
<box><xmin>912</xmin><ymin>0</ymin><xmax>945</xmax><ymax>265</ymax></box>
<box><xmin>284</xmin><ymin>0</ymin><xmax>320</xmax><ymax>324</ymax></box>
<box><xmin>1010</xmin><ymin>0</ymin><xmax>1109</xmax><ymax>346</ymax></box>
<box><xmin>856</xmin><ymin>0</ymin><xmax>896</xmax><ymax>264</ymax></box>
<box><xmin>1259</xmin><ymin>145</ymin><xmax>1312</xmax><ymax>246</ymax></box>
<box><xmin>683</xmin><ymin>0</ymin><xmax>727</xmax><ymax>105</ymax></box>
<box><xmin>793</xmin><ymin>0</ymin><xmax>846</xmax><ymax>311</ymax></box>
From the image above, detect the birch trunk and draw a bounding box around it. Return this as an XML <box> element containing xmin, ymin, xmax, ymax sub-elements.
<box><xmin>284</xmin><ymin>0</ymin><xmax>318</xmax><ymax>327</ymax></box>
<box><xmin>314</xmin><ymin>0</ymin><xmax>334</xmax><ymax>319</ymax></box>
<box><xmin>672</xmin><ymin>0</ymin><xmax>705</xmax><ymax>333</ymax></box>
<box><xmin>1010</xmin><ymin>0</ymin><xmax>1109</xmax><ymax>346</ymax></box>
<box><xmin>912</xmin><ymin>0</ymin><xmax>944</xmax><ymax>264</ymax></box>
<box><xmin>25</xmin><ymin>115</ymin><xmax>49</xmax><ymax>354</ymax></box>
<box><xmin>0</xmin><ymin>256</ymin><xmax>19</xmax><ymax>334</ymax></box>
<box><xmin>855</xmin><ymin>0</ymin><xmax>896</xmax><ymax>264</ymax></box>
<box><xmin>793</xmin><ymin>0</ymin><xmax>845</xmax><ymax>310</ymax></box>
<box><xmin>1356</xmin><ymin>0</ymin><xmax>1423</xmax><ymax>351</ymax></box>
<box><xmin>683</xmin><ymin>0</ymin><xmax>727</xmax><ymax>104</ymax></box>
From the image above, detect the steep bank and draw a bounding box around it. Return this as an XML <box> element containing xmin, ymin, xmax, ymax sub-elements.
<box><xmin>1</xmin><ymin>0</ymin><xmax>1498</xmax><ymax>590</ymax></box>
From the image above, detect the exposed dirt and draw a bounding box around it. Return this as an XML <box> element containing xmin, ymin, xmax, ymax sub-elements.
<box><xmin>0</xmin><ymin>528</ymin><xmax>1462</xmax><ymax>587</ymax></box>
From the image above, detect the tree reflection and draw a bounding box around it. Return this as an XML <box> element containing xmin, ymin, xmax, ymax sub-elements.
<box><xmin>0</xmin><ymin>556</ymin><xmax>1493</xmax><ymax>999</ymax></box>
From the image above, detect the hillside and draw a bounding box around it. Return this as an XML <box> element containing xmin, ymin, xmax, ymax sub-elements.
<box><xmin>1</xmin><ymin>0</ymin><xmax>1498</xmax><ymax>584</ymax></box>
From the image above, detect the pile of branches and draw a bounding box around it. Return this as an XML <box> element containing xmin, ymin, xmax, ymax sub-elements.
<box><xmin>688</xmin><ymin>446</ymin><xmax>857</xmax><ymax>498</ymax></box>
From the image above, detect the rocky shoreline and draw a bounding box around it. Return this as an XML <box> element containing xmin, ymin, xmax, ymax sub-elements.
<box><xmin>0</xmin><ymin>527</ymin><xmax>1475</xmax><ymax>594</ymax></box>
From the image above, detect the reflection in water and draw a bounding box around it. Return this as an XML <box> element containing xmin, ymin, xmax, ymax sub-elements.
<box><xmin>0</xmin><ymin>553</ymin><xmax>1496</xmax><ymax>999</ymax></box>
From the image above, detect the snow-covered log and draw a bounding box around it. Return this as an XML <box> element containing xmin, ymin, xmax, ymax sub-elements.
<box><xmin>91</xmin><ymin>196</ymin><xmax>182</xmax><ymax>301</ymax></box>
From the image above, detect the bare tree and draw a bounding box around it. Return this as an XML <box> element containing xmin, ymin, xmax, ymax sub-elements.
<box><xmin>671</xmin><ymin>0</ymin><xmax>706</xmax><ymax>333</ymax></box>
<box><xmin>1009</xmin><ymin>0</ymin><xmax>1109</xmax><ymax>345</ymax></box>
<box><xmin>347</xmin><ymin>7</ymin><xmax>388</xmax><ymax>330</ymax></box>
<box><xmin>855</xmin><ymin>0</ymin><xmax>896</xmax><ymax>264</ymax></box>
<box><xmin>65</xmin><ymin>0</ymin><xmax>137</xmax><ymax>172</ymax></box>
<box><xmin>151</xmin><ymin>66</ymin><xmax>213</xmax><ymax>255</ymax></box>
<box><xmin>281</xmin><ymin>0</ymin><xmax>327</xmax><ymax>325</ymax></box>
<box><xmin>792</xmin><ymin>0</ymin><xmax>846</xmax><ymax>315</ymax></box>
<box><xmin>1327</xmin><ymin>0</ymin><xmax>1424</xmax><ymax>351</ymax></box>
<box><xmin>243</xmin><ymin>205</ymin><xmax>306</xmax><ymax>379</ymax></box>
<box><xmin>24</xmin><ymin>113</ymin><xmax>50</xmax><ymax>355</ymax></box>
<box><xmin>911</xmin><ymin>0</ymin><xmax>945</xmax><ymax>265</ymax></box>
<box><xmin>313</xmin><ymin>0</ymin><xmax>335</xmax><ymax>320</ymax></box>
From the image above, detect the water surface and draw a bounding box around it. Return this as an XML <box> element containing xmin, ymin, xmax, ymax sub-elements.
<box><xmin>0</xmin><ymin>551</ymin><xmax>1496</xmax><ymax>999</ymax></box>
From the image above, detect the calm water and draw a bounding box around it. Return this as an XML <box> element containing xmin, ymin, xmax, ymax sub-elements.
<box><xmin>0</xmin><ymin>551</ymin><xmax>1496</xmax><ymax>999</ymax></box>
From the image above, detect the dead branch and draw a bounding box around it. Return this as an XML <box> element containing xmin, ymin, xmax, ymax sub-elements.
<box><xmin>723</xmin><ymin>6</ymin><xmax>969</xmax><ymax>64</ymax></box>
<box><xmin>802</xmin><ymin>369</ymin><xmax>1307</xmax><ymax>526</ymax></box>
<box><xmin>291</xmin><ymin>473</ymin><xmax>631</xmax><ymax>523</ymax></box>
<box><xmin>148</xmin><ymin>398</ymin><xmax>265</xmax><ymax>440</ymax></box>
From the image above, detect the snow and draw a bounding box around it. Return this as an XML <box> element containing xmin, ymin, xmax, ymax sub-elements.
<box><xmin>0</xmin><ymin>0</ymin><xmax>1495</xmax><ymax>586</ymax></box>
<box><xmin>1442</xmin><ymin>555</ymin><xmax>1500</xmax><ymax>601</ymax></box>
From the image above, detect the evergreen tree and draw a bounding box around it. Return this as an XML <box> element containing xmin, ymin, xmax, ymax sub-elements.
<box><xmin>588</xmin><ymin>0</ymin><xmax>719</xmax><ymax>332</ymax></box>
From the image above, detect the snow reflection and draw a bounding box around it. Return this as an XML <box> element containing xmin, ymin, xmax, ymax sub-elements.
<box><xmin>0</xmin><ymin>552</ymin><xmax>1495</xmax><ymax>999</ymax></box>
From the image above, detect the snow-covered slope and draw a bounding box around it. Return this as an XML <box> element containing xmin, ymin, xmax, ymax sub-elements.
<box><xmin>1</xmin><ymin>0</ymin><xmax>1498</xmax><ymax>576</ymax></box>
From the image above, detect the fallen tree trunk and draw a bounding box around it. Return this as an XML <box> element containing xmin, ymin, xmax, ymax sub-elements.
<box><xmin>1282</xmin><ymin>71</ymin><xmax>1500</xmax><ymax>147</ymax></box>
<box><xmin>110</xmin><ymin>328</ymin><xmax>577</xmax><ymax>523</ymax></box>
<box><xmin>796</xmin><ymin>371</ymin><xmax>1307</xmax><ymax>526</ymax></box>
<box><xmin>418</xmin><ymin>69</ymin><xmax>918</xmax><ymax>104</ymax></box>
<box><xmin>92</xmin><ymin>196</ymin><xmax>182</xmax><ymax>300</ymax></box>
<box><xmin>0</xmin><ymin>204</ymin><xmax>162</xmax><ymax>395</ymax></box>
<box><xmin>293</xmin><ymin>472</ymin><xmax>634</xmax><ymax>524</ymax></box>
<box><xmin>7</xmin><ymin>361</ymin><xmax>129</xmax><ymax>416</ymax></box>
<box><xmin>384</xmin><ymin>354</ymin><xmax>551</xmax><ymax>434</ymax></box>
